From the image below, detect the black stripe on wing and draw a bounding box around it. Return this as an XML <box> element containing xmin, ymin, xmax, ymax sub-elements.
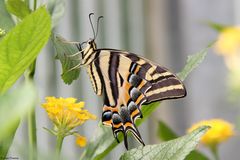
<box><xmin>108</xmin><ymin>54</ymin><xmax>119</xmax><ymax>103</ymax></box>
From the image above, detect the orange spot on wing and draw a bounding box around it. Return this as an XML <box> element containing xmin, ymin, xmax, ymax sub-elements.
<box><xmin>134</xmin><ymin>65</ymin><xmax>141</xmax><ymax>74</ymax></box>
<box><xmin>121</xmin><ymin>82</ymin><xmax>132</xmax><ymax>106</ymax></box>
<box><xmin>124</xmin><ymin>122</ymin><xmax>133</xmax><ymax>128</ymax></box>
<box><xmin>103</xmin><ymin>106</ymin><xmax>118</xmax><ymax>112</ymax></box>
<box><xmin>137</xmin><ymin>80</ymin><xmax>145</xmax><ymax>89</ymax></box>
<box><xmin>113</xmin><ymin>123</ymin><xmax>123</xmax><ymax>129</ymax></box>
<box><xmin>135</xmin><ymin>94</ymin><xmax>144</xmax><ymax>105</ymax></box>
<box><xmin>131</xmin><ymin>109</ymin><xmax>139</xmax><ymax>118</ymax></box>
<box><xmin>103</xmin><ymin>120</ymin><xmax>112</xmax><ymax>126</ymax></box>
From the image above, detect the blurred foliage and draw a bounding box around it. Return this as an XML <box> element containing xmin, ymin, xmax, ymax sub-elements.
<box><xmin>157</xmin><ymin>120</ymin><xmax>178</xmax><ymax>141</ymax></box>
<box><xmin>0</xmin><ymin>81</ymin><xmax>37</xmax><ymax>157</ymax></box>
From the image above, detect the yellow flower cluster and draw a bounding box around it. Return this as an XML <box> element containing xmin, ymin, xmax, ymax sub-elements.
<box><xmin>42</xmin><ymin>97</ymin><xmax>96</xmax><ymax>131</ymax></box>
<box><xmin>188</xmin><ymin>119</ymin><xmax>234</xmax><ymax>146</ymax></box>
<box><xmin>215</xmin><ymin>27</ymin><xmax>240</xmax><ymax>56</ymax></box>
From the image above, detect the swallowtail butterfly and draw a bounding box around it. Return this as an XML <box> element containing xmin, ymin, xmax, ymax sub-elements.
<box><xmin>72</xmin><ymin>13</ymin><xmax>186</xmax><ymax>149</ymax></box>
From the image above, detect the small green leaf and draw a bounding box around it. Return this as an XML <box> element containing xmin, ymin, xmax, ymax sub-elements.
<box><xmin>52</xmin><ymin>35</ymin><xmax>81</xmax><ymax>84</ymax></box>
<box><xmin>6</xmin><ymin>0</ymin><xmax>31</xmax><ymax>19</ymax></box>
<box><xmin>0</xmin><ymin>0</ymin><xmax>15</xmax><ymax>36</ymax></box>
<box><xmin>207</xmin><ymin>22</ymin><xmax>227</xmax><ymax>32</ymax></box>
<box><xmin>0</xmin><ymin>6</ymin><xmax>51</xmax><ymax>94</ymax></box>
<box><xmin>47</xmin><ymin>0</ymin><xmax>66</xmax><ymax>28</ymax></box>
<box><xmin>80</xmin><ymin>46</ymin><xmax>209</xmax><ymax>160</ymax></box>
<box><xmin>177</xmin><ymin>48</ymin><xmax>208</xmax><ymax>81</ymax></box>
<box><xmin>157</xmin><ymin>120</ymin><xmax>178</xmax><ymax>141</ymax></box>
<box><xmin>120</xmin><ymin>126</ymin><xmax>209</xmax><ymax>160</ymax></box>
<box><xmin>185</xmin><ymin>150</ymin><xmax>209</xmax><ymax>160</ymax></box>
<box><xmin>0</xmin><ymin>81</ymin><xmax>37</xmax><ymax>157</ymax></box>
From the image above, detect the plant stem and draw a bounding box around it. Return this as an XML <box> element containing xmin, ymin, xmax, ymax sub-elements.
<box><xmin>26</xmin><ymin>59</ymin><xmax>37</xmax><ymax>160</ymax></box>
<box><xmin>33</xmin><ymin>0</ymin><xmax>37</xmax><ymax>10</ymax></box>
<box><xmin>26</xmin><ymin>1</ymin><xmax>38</xmax><ymax>159</ymax></box>
<box><xmin>55</xmin><ymin>134</ymin><xmax>64</xmax><ymax>160</ymax></box>
<box><xmin>25</xmin><ymin>0</ymin><xmax>30</xmax><ymax>7</ymax></box>
<box><xmin>210</xmin><ymin>144</ymin><xmax>220</xmax><ymax>160</ymax></box>
<box><xmin>25</xmin><ymin>37</ymin><xmax>37</xmax><ymax>160</ymax></box>
<box><xmin>28</xmin><ymin>109</ymin><xmax>37</xmax><ymax>160</ymax></box>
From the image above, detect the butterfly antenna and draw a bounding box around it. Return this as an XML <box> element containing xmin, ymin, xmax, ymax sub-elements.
<box><xmin>95</xmin><ymin>16</ymin><xmax>104</xmax><ymax>40</ymax></box>
<box><xmin>89</xmin><ymin>13</ymin><xmax>96</xmax><ymax>39</ymax></box>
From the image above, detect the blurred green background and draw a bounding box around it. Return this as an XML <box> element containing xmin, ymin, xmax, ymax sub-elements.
<box><xmin>8</xmin><ymin>0</ymin><xmax>240</xmax><ymax>159</ymax></box>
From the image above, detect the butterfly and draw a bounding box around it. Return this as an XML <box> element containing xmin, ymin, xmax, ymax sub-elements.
<box><xmin>70</xmin><ymin>13</ymin><xmax>186</xmax><ymax>150</ymax></box>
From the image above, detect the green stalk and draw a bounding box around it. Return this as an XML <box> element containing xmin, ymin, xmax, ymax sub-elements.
<box><xmin>33</xmin><ymin>0</ymin><xmax>37</xmax><ymax>10</ymax></box>
<box><xmin>26</xmin><ymin>59</ymin><xmax>37</xmax><ymax>160</ymax></box>
<box><xmin>26</xmin><ymin>0</ymin><xmax>38</xmax><ymax>159</ymax></box>
<box><xmin>210</xmin><ymin>144</ymin><xmax>220</xmax><ymax>160</ymax></box>
<box><xmin>55</xmin><ymin>134</ymin><xmax>64</xmax><ymax>160</ymax></box>
<box><xmin>28</xmin><ymin>108</ymin><xmax>37</xmax><ymax>160</ymax></box>
<box><xmin>25</xmin><ymin>0</ymin><xmax>30</xmax><ymax>7</ymax></box>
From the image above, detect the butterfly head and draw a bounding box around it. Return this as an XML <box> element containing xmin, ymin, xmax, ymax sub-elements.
<box><xmin>77</xmin><ymin>38</ymin><xmax>97</xmax><ymax>66</ymax></box>
<box><xmin>78</xmin><ymin>13</ymin><xmax>103</xmax><ymax>65</ymax></box>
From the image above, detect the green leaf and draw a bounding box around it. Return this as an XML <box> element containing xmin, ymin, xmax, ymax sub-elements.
<box><xmin>52</xmin><ymin>35</ymin><xmax>81</xmax><ymax>84</ymax></box>
<box><xmin>0</xmin><ymin>0</ymin><xmax>15</xmax><ymax>36</ymax></box>
<box><xmin>177</xmin><ymin>48</ymin><xmax>208</xmax><ymax>81</ymax></box>
<box><xmin>157</xmin><ymin>120</ymin><xmax>210</xmax><ymax>160</ymax></box>
<box><xmin>185</xmin><ymin>150</ymin><xmax>209</xmax><ymax>160</ymax></box>
<box><xmin>80</xmin><ymin>46</ymin><xmax>209</xmax><ymax>160</ymax></box>
<box><xmin>47</xmin><ymin>0</ymin><xmax>66</xmax><ymax>28</ymax></box>
<box><xmin>0</xmin><ymin>81</ymin><xmax>37</xmax><ymax>157</ymax></box>
<box><xmin>0</xmin><ymin>6</ymin><xmax>51</xmax><ymax>94</ymax></box>
<box><xmin>157</xmin><ymin>120</ymin><xmax>178</xmax><ymax>141</ymax></box>
<box><xmin>119</xmin><ymin>126</ymin><xmax>210</xmax><ymax>160</ymax></box>
<box><xmin>6</xmin><ymin>0</ymin><xmax>31</xmax><ymax>19</ymax></box>
<box><xmin>207</xmin><ymin>22</ymin><xmax>227</xmax><ymax>32</ymax></box>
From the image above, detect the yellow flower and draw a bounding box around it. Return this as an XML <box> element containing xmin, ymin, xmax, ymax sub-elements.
<box><xmin>215</xmin><ymin>27</ymin><xmax>240</xmax><ymax>56</ymax></box>
<box><xmin>42</xmin><ymin>97</ymin><xmax>96</xmax><ymax>132</ymax></box>
<box><xmin>75</xmin><ymin>134</ymin><xmax>87</xmax><ymax>147</ymax></box>
<box><xmin>187</xmin><ymin>119</ymin><xmax>234</xmax><ymax>146</ymax></box>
